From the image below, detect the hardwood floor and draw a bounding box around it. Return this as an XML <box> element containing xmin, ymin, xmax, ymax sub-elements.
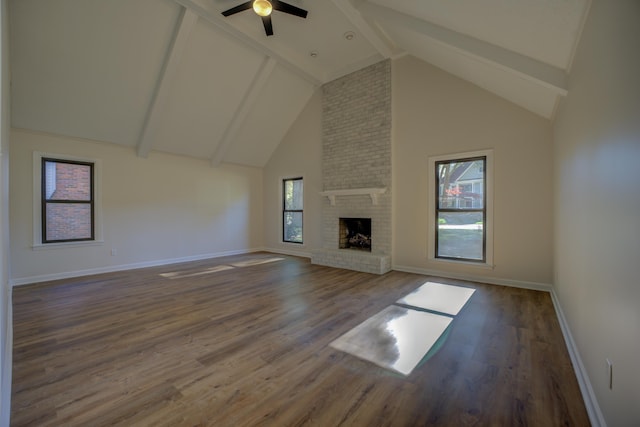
<box><xmin>11</xmin><ymin>253</ymin><xmax>590</xmax><ymax>426</ymax></box>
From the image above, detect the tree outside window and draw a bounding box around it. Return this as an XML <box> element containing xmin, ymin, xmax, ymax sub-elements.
<box><xmin>435</xmin><ymin>157</ymin><xmax>486</xmax><ymax>262</ymax></box>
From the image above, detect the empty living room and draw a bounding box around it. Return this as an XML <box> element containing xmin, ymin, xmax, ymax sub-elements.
<box><xmin>1</xmin><ymin>1</ymin><xmax>638</xmax><ymax>426</ymax></box>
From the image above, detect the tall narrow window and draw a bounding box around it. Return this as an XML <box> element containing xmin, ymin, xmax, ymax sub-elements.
<box><xmin>283</xmin><ymin>177</ymin><xmax>303</xmax><ymax>244</ymax></box>
<box><xmin>434</xmin><ymin>155</ymin><xmax>488</xmax><ymax>262</ymax></box>
<box><xmin>42</xmin><ymin>158</ymin><xmax>94</xmax><ymax>243</ymax></box>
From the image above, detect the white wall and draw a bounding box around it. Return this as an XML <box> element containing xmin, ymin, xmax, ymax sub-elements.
<box><xmin>263</xmin><ymin>89</ymin><xmax>323</xmax><ymax>256</ymax></box>
<box><xmin>10</xmin><ymin>129</ymin><xmax>264</xmax><ymax>283</ymax></box>
<box><xmin>392</xmin><ymin>56</ymin><xmax>555</xmax><ymax>287</ymax></box>
<box><xmin>265</xmin><ymin>58</ymin><xmax>555</xmax><ymax>288</ymax></box>
<box><xmin>0</xmin><ymin>0</ymin><xmax>11</xmax><ymax>424</ymax></box>
<box><xmin>553</xmin><ymin>1</ymin><xmax>640</xmax><ymax>426</ymax></box>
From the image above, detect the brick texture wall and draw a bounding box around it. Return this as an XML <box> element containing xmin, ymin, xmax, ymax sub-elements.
<box><xmin>50</xmin><ymin>162</ymin><xmax>91</xmax><ymax>200</ymax></box>
<box><xmin>45</xmin><ymin>203</ymin><xmax>92</xmax><ymax>241</ymax></box>
<box><xmin>46</xmin><ymin>162</ymin><xmax>92</xmax><ymax>241</ymax></box>
<box><xmin>321</xmin><ymin>60</ymin><xmax>392</xmax><ymax>258</ymax></box>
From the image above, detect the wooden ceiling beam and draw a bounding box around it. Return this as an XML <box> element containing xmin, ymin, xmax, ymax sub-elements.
<box><xmin>137</xmin><ymin>7</ymin><xmax>198</xmax><ymax>158</ymax></box>
<box><xmin>329</xmin><ymin>0</ymin><xmax>398</xmax><ymax>59</ymax></box>
<box><xmin>361</xmin><ymin>2</ymin><xmax>568</xmax><ymax>96</ymax></box>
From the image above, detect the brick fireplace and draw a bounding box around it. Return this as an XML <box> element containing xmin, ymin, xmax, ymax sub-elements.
<box><xmin>311</xmin><ymin>60</ymin><xmax>392</xmax><ymax>274</ymax></box>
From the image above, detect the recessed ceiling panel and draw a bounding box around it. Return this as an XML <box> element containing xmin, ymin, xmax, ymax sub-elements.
<box><xmin>10</xmin><ymin>0</ymin><xmax>182</xmax><ymax>146</ymax></box>
<box><xmin>224</xmin><ymin>64</ymin><xmax>315</xmax><ymax>167</ymax></box>
<box><xmin>151</xmin><ymin>18</ymin><xmax>266</xmax><ymax>159</ymax></box>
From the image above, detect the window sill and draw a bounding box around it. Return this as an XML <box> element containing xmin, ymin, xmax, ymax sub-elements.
<box><xmin>428</xmin><ymin>257</ymin><xmax>494</xmax><ymax>270</ymax></box>
<box><xmin>32</xmin><ymin>240</ymin><xmax>105</xmax><ymax>250</ymax></box>
<box><xmin>281</xmin><ymin>241</ymin><xmax>305</xmax><ymax>248</ymax></box>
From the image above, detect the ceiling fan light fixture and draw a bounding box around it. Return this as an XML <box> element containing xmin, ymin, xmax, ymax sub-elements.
<box><xmin>221</xmin><ymin>0</ymin><xmax>307</xmax><ymax>36</ymax></box>
<box><xmin>253</xmin><ymin>0</ymin><xmax>272</xmax><ymax>17</ymax></box>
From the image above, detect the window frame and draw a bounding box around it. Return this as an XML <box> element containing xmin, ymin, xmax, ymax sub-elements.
<box><xmin>282</xmin><ymin>176</ymin><xmax>303</xmax><ymax>244</ymax></box>
<box><xmin>41</xmin><ymin>157</ymin><xmax>95</xmax><ymax>244</ymax></box>
<box><xmin>428</xmin><ymin>150</ymin><xmax>493</xmax><ymax>267</ymax></box>
<box><xmin>33</xmin><ymin>151</ymin><xmax>103</xmax><ymax>248</ymax></box>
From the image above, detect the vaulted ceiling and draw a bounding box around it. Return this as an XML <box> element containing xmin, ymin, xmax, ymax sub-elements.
<box><xmin>9</xmin><ymin>0</ymin><xmax>590</xmax><ymax>167</ymax></box>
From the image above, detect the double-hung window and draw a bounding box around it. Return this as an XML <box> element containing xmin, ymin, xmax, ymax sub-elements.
<box><xmin>33</xmin><ymin>151</ymin><xmax>102</xmax><ymax>247</ymax></box>
<box><xmin>429</xmin><ymin>150</ymin><xmax>493</xmax><ymax>265</ymax></box>
<box><xmin>283</xmin><ymin>177</ymin><xmax>303</xmax><ymax>244</ymax></box>
<box><xmin>41</xmin><ymin>158</ymin><xmax>95</xmax><ymax>243</ymax></box>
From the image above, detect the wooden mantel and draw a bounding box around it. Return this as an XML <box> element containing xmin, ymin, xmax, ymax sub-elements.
<box><xmin>320</xmin><ymin>187</ymin><xmax>387</xmax><ymax>205</ymax></box>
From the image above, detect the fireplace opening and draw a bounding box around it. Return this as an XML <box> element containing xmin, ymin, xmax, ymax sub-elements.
<box><xmin>339</xmin><ymin>218</ymin><xmax>372</xmax><ymax>252</ymax></box>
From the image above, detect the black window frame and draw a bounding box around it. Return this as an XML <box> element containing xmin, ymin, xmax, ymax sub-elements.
<box><xmin>282</xmin><ymin>177</ymin><xmax>303</xmax><ymax>244</ymax></box>
<box><xmin>41</xmin><ymin>157</ymin><xmax>95</xmax><ymax>244</ymax></box>
<box><xmin>435</xmin><ymin>156</ymin><xmax>486</xmax><ymax>263</ymax></box>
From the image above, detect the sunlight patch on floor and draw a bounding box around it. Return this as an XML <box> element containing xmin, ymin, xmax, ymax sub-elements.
<box><xmin>330</xmin><ymin>282</ymin><xmax>475</xmax><ymax>376</ymax></box>
<box><xmin>330</xmin><ymin>305</ymin><xmax>452</xmax><ymax>376</ymax></box>
<box><xmin>397</xmin><ymin>281</ymin><xmax>475</xmax><ymax>316</ymax></box>
<box><xmin>230</xmin><ymin>257</ymin><xmax>285</xmax><ymax>267</ymax></box>
<box><xmin>159</xmin><ymin>265</ymin><xmax>235</xmax><ymax>279</ymax></box>
<box><xmin>159</xmin><ymin>257</ymin><xmax>285</xmax><ymax>279</ymax></box>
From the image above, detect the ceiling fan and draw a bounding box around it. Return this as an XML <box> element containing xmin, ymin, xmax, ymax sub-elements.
<box><xmin>221</xmin><ymin>0</ymin><xmax>308</xmax><ymax>36</ymax></box>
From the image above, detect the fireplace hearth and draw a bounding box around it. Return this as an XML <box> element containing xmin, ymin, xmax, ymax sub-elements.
<box><xmin>339</xmin><ymin>218</ymin><xmax>372</xmax><ymax>251</ymax></box>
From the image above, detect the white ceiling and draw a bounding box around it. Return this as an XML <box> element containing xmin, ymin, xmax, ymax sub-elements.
<box><xmin>9</xmin><ymin>0</ymin><xmax>591</xmax><ymax>167</ymax></box>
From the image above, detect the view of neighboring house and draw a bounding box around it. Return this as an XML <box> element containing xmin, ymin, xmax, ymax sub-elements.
<box><xmin>439</xmin><ymin>159</ymin><xmax>484</xmax><ymax>210</ymax></box>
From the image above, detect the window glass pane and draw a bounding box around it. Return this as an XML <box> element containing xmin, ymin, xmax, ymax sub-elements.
<box><xmin>45</xmin><ymin>203</ymin><xmax>92</xmax><ymax>241</ymax></box>
<box><xmin>284</xmin><ymin>179</ymin><xmax>303</xmax><ymax>210</ymax></box>
<box><xmin>437</xmin><ymin>212</ymin><xmax>483</xmax><ymax>260</ymax></box>
<box><xmin>284</xmin><ymin>211</ymin><xmax>303</xmax><ymax>243</ymax></box>
<box><xmin>44</xmin><ymin>161</ymin><xmax>91</xmax><ymax>201</ymax></box>
<box><xmin>437</xmin><ymin>159</ymin><xmax>484</xmax><ymax>210</ymax></box>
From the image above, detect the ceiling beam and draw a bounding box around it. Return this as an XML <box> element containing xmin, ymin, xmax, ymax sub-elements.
<box><xmin>361</xmin><ymin>2</ymin><xmax>568</xmax><ymax>95</ymax></box>
<box><xmin>328</xmin><ymin>0</ymin><xmax>398</xmax><ymax>59</ymax></box>
<box><xmin>173</xmin><ymin>0</ymin><xmax>322</xmax><ymax>86</ymax></box>
<box><xmin>137</xmin><ymin>7</ymin><xmax>198</xmax><ymax>158</ymax></box>
<box><xmin>210</xmin><ymin>56</ymin><xmax>277</xmax><ymax>167</ymax></box>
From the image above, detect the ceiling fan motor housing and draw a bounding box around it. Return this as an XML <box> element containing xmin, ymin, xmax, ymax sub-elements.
<box><xmin>222</xmin><ymin>0</ymin><xmax>308</xmax><ymax>36</ymax></box>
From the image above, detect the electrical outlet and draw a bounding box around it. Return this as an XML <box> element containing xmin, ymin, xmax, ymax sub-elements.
<box><xmin>111</xmin><ymin>248</ymin><xmax>117</xmax><ymax>256</ymax></box>
<box><xmin>606</xmin><ymin>358</ymin><xmax>613</xmax><ymax>390</ymax></box>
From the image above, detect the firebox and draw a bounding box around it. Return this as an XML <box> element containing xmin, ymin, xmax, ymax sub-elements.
<box><xmin>339</xmin><ymin>218</ymin><xmax>372</xmax><ymax>252</ymax></box>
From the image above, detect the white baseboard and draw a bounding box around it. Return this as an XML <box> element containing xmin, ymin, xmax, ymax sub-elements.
<box><xmin>10</xmin><ymin>248</ymin><xmax>264</xmax><ymax>286</ymax></box>
<box><xmin>392</xmin><ymin>264</ymin><xmax>552</xmax><ymax>292</ymax></box>
<box><xmin>550</xmin><ymin>289</ymin><xmax>607</xmax><ymax>427</ymax></box>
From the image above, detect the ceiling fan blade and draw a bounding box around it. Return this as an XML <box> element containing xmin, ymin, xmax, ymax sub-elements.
<box><xmin>261</xmin><ymin>15</ymin><xmax>274</xmax><ymax>36</ymax></box>
<box><xmin>221</xmin><ymin>1</ymin><xmax>253</xmax><ymax>17</ymax></box>
<box><xmin>271</xmin><ymin>0</ymin><xmax>308</xmax><ymax>18</ymax></box>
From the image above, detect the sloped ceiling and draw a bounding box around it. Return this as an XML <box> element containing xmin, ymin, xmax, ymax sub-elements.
<box><xmin>9</xmin><ymin>0</ymin><xmax>590</xmax><ymax>167</ymax></box>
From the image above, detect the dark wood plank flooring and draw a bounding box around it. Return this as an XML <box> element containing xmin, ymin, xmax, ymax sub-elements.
<box><xmin>11</xmin><ymin>253</ymin><xmax>590</xmax><ymax>426</ymax></box>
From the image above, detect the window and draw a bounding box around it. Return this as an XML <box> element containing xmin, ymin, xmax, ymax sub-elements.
<box><xmin>428</xmin><ymin>150</ymin><xmax>493</xmax><ymax>265</ymax></box>
<box><xmin>33</xmin><ymin>152</ymin><xmax>102</xmax><ymax>247</ymax></box>
<box><xmin>283</xmin><ymin>177</ymin><xmax>303</xmax><ymax>244</ymax></box>
<box><xmin>41</xmin><ymin>158</ymin><xmax>95</xmax><ymax>243</ymax></box>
